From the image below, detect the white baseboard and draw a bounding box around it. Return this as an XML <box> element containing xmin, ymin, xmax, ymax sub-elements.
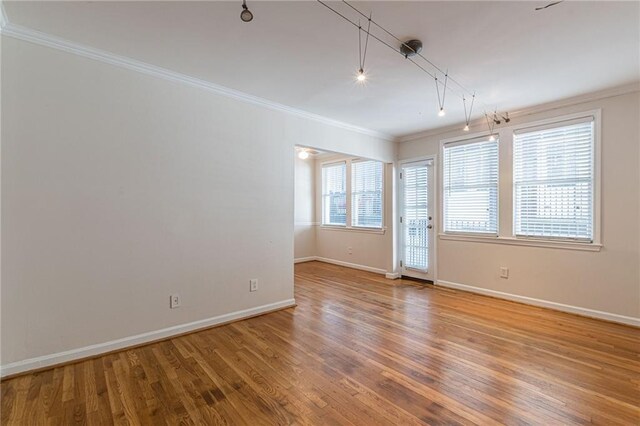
<box><xmin>298</xmin><ymin>256</ymin><xmax>398</xmax><ymax>279</ymax></box>
<box><xmin>314</xmin><ymin>257</ymin><xmax>387</xmax><ymax>276</ymax></box>
<box><xmin>0</xmin><ymin>298</ymin><xmax>296</xmax><ymax>378</ymax></box>
<box><xmin>436</xmin><ymin>280</ymin><xmax>639</xmax><ymax>327</ymax></box>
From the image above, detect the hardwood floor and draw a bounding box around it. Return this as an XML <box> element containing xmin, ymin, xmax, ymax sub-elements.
<box><xmin>2</xmin><ymin>261</ymin><xmax>639</xmax><ymax>425</ymax></box>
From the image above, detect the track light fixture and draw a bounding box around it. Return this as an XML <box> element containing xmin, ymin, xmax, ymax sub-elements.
<box><xmin>240</xmin><ymin>0</ymin><xmax>253</xmax><ymax>22</ymax></box>
<box><xmin>463</xmin><ymin>94</ymin><xmax>475</xmax><ymax>131</ymax></box>
<box><xmin>485</xmin><ymin>112</ymin><xmax>497</xmax><ymax>141</ymax></box>
<box><xmin>435</xmin><ymin>72</ymin><xmax>448</xmax><ymax>117</ymax></box>
<box><xmin>356</xmin><ymin>15</ymin><xmax>372</xmax><ymax>84</ymax></box>
<box><xmin>315</xmin><ymin>0</ymin><xmax>511</xmax><ymax>131</ymax></box>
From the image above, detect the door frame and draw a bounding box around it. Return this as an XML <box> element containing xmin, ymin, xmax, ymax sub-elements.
<box><xmin>397</xmin><ymin>155</ymin><xmax>438</xmax><ymax>282</ymax></box>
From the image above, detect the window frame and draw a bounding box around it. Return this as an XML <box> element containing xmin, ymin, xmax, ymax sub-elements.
<box><xmin>512</xmin><ymin>116</ymin><xmax>596</xmax><ymax>243</ymax></box>
<box><xmin>438</xmin><ymin>109</ymin><xmax>602</xmax><ymax>252</ymax></box>
<box><xmin>351</xmin><ymin>159</ymin><xmax>384</xmax><ymax>229</ymax></box>
<box><xmin>321</xmin><ymin>161</ymin><xmax>348</xmax><ymax>227</ymax></box>
<box><xmin>441</xmin><ymin>135</ymin><xmax>500</xmax><ymax>237</ymax></box>
<box><xmin>320</xmin><ymin>157</ymin><xmax>386</xmax><ymax>233</ymax></box>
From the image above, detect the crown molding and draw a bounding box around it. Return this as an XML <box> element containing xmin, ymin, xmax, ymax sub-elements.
<box><xmin>0</xmin><ymin>20</ymin><xmax>393</xmax><ymax>142</ymax></box>
<box><xmin>397</xmin><ymin>82</ymin><xmax>640</xmax><ymax>143</ymax></box>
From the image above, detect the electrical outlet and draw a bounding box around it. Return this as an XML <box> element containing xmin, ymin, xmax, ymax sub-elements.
<box><xmin>170</xmin><ymin>294</ymin><xmax>181</xmax><ymax>309</ymax></box>
<box><xmin>500</xmin><ymin>267</ymin><xmax>509</xmax><ymax>279</ymax></box>
<box><xmin>348</xmin><ymin>247</ymin><xmax>353</xmax><ymax>255</ymax></box>
<box><xmin>250</xmin><ymin>279</ymin><xmax>258</xmax><ymax>292</ymax></box>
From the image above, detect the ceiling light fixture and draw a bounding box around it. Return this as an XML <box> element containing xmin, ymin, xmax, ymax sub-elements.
<box><xmin>298</xmin><ymin>150</ymin><xmax>310</xmax><ymax>160</ymax></box>
<box><xmin>435</xmin><ymin>72</ymin><xmax>448</xmax><ymax>117</ymax></box>
<box><xmin>316</xmin><ymin>0</ymin><xmax>510</xmax><ymax>130</ymax></box>
<box><xmin>240</xmin><ymin>0</ymin><xmax>253</xmax><ymax>22</ymax></box>
<box><xmin>485</xmin><ymin>111</ymin><xmax>497</xmax><ymax>141</ymax></box>
<box><xmin>356</xmin><ymin>15</ymin><xmax>372</xmax><ymax>84</ymax></box>
<box><xmin>462</xmin><ymin>94</ymin><xmax>475</xmax><ymax>132</ymax></box>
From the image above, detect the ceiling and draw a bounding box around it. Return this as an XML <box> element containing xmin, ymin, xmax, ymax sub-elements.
<box><xmin>4</xmin><ymin>1</ymin><xmax>639</xmax><ymax>138</ymax></box>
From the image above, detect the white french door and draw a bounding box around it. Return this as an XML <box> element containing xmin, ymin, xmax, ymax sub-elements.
<box><xmin>400</xmin><ymin>159</ymin><xmax>435</xmax><ymax>281</ymax></box>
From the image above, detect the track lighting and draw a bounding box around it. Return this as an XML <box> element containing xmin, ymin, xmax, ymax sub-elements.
<box><xmin>298</xmin><ymin>150</ymin><xmax>310</xmax><ymax>160</ymax></box>
<box><xmin>463</xmin><ymin>94</ymin><xmax>474</xmax><ymax>132</ymax></box>
<box><xmin>316</xmin><ymin>0</ymin><xmax>511</xmax><ymax>129</ymax></box>
<box><xmin>435</xmin><ymin>73</ymin><xmax>448</xmax><ymax>119</ymax></box>
<box><xmin>240</xmin><ymin>0</ymin><xmax>253</xmax><ymax>22</ymax></box>
<box><xmin>355</xmin><ymin>15</ymin><xmax>372</xmax><ymax>84</ymax></box>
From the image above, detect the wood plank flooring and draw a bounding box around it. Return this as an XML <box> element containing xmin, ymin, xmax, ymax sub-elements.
<box><xmin>2</xmin><ymin>261</ymin><xmax>639</xmax><ymax>425</ymax></box>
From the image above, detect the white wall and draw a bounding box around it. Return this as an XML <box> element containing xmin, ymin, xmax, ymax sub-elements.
<box><xmin>294</xmin><ymin>156</ymin><xmax>315</xmax><ymax>260</ymax></box>
<box><xmin>314</xmin><ymin>154</ymin><xmax>394</xmax><ymax>274</ymax></box>
<box><xmin>0</xmin><ymin>36</ymin><xmax>394</xmax><ymax>371</ymax></box>
<box><xmin>398</xmin><ymin>90</ymin><xmax>640</xmax><ymax>320</ymax></box>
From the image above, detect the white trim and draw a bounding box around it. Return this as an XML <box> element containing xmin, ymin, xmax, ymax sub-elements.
<box><xmin>0</xmin><ymin>298</ymin><xmax>296</xmax><ymax>378</ymax></box>
<box><xmin>397</xmin><ymin>156</ymin><xmax>438</xmax><ymax>282</ymax></box>
<box><xmin>294</xmin><ymin>221</ymin><xmax>320</xmax><ymax>227</ymax></box>
<box><xmin>0</xmin><ymin>22</ymin><xmax>391</xmax><ymax>141</ymax></box>
<box><xmin>397</xmin><ymin>83</ymin><xmax>640</xmax><ymax>143</ymax></box>
<box><xmin>385</xmin><ymin>272</ymin><xmax>401</xmax><ymax>280</ymax></box>
<box><xmin>510</xmin><ymin>109</ymin><xmax>602</xmax><ymax>245</ymax></box>
<box><xmin>436</xmin><ymin>280</ymin><xmax>639</xmax><ymax>327</ymax></box>
<box><xmin>318</xmin><ymin>225</ymin><xmax>386</xmax><ymax>235</ymax></box>
<box><xmin>294</xmin><ymin>256</ymin><xmax>317</xmax><ymax>264</ymax></box>
<box><xmin>314</xmin><ymin>257</ymin><xmax>387</xmax><ymax>275</ymax></box>
<box><xmin>438</xmin><ymin>233</ymin><xmax>602</xmax><ymax>252</ymax></box>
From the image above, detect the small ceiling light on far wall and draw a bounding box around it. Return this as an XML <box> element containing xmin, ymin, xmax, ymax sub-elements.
<box><xmin>240</xmin><ymin>0</ymin><xmax>253</xmax><ymax>22</ymax></box>
<box><xmin>356</xmin><ymin>68</ymin><xmax>366</xmax><ymax>82</ymax></box>
<box><xmin>463</xmin><ymin>124</ymin><xmax>470</xmax><ymax>132</ymax></box>
<box><xmin>298</xmin><ymin>150</ymin><xmax>310</xmax><ymax>160</ymax></box>
<box><xmin>489</xmin><ymin>134</ymin><xmax>496</xmax><ymax>142</ymax></box>
<box><xmin>438</xmin><ymin>108</ymin><xmax>445</xmax><ymax>117</ymax></box>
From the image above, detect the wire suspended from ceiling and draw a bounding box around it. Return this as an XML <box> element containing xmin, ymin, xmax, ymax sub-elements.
<box><xmin>315</xmin><ymin>0</ymin><xmax>508</xmax><ymax>133</ymax></box>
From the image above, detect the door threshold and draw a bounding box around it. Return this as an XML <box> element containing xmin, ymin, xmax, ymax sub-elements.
<box><xmin>401</xmin><ymin>276</ymin><xmax>434</xmax><ymax>285</ymax></box>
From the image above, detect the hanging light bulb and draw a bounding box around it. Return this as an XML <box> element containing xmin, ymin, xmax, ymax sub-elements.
<box><xmin>298</xmin><ymin>150</ymin><xmax>309</xmax><ymax>160</ymax></box>
<box><xmin>240</xmin><ymin>0</ymin><xmax>253</xmax><ymax>22</ymax></box>
<box><xmin>356</xmin><ymin>68</ymin><xmax>366</xmax><ymax>82</ymax></box>
<box><xmin>489</xmin><ymin>134</ymin><xmax>496</xmax><ymax>142</ymax></box>
<box><xmin>463</xmin><ymin>124</ymin><xmax>470</xmax><ymax>132</ymax></box>
<box><xmin>438</xmin><ymin>107</ymin><xmax>445</xmax><ymax>117</ymax></box>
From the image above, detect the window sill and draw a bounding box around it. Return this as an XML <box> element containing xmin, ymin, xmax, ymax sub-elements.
<box><xmin>438</xmin><ymin>233</ymin><xmax>602</xmax><ymax>252</ymax></box>
<box><xmin>320</xmin><ymin>225</ymin><xmax>386</xmax><ymax>235</ymax></box>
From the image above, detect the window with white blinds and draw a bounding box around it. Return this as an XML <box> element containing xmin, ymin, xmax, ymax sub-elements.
<box><xmin>321</xmin><ymin>162</ymin><xmax>347</xmax><ymax>226</ymax></box>
<box><xmin>443</xmin><ymin>138</ymin><xmax>499</xmax><ymax>234</ymax></box>
<box><xmin>513</xmin><ymin>118</ymin><xmax>594</xmax><ymax>241</ymax></box>
<box><xmin>351</xmin><ymin>160</ymin><xmax>383</xmax><ymax>228</ymax></box>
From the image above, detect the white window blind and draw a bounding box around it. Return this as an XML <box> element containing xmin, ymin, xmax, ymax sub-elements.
<box><xmin>351</xmin><ymin>160</ymin><xmax>383</xmax><ymax>228</ymax></box>
<box><xmin>403</xmin><ymin>163</ymin><xmax>430</xmax><ymax>270</ymax></box>
<box><xmin>443</xmin><ymin>138</ymin><xmax>499</xmax><ymax>234</ymax></box>
<box><xmin>322</xmin><ymin>162</ymin><xmax>347</xmax><ymax>226</ymax></box>
<box><xmin>513</xmin><ymin>118</ymin><xmax>594</xmax><ymax>241</ymax></box>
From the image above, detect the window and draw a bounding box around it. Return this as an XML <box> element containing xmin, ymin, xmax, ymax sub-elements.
<box><xmin>443</xmin><ymin>137</ymin><xmax>499</xmax><ymax>234</ymax></box>
<box><xmin>321</xmin><ymin>162</ymin><xmax>347</xmax><ymax>226</ymax></box>
<box><xmin>513</xmin><ymin>118</ymin><xmax>594</xmax><ymax>241</ymax></box>
<box><xmin>351</xmin><ymin>160</ymin><xmax>383</xmax><ymax>228</ymax></box>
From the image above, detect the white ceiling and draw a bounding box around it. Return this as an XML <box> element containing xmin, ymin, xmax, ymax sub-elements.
<box><xmin>4</xmin><ymin>1</ymin><xmax>639</xmax><ymax>138</ymax></box>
